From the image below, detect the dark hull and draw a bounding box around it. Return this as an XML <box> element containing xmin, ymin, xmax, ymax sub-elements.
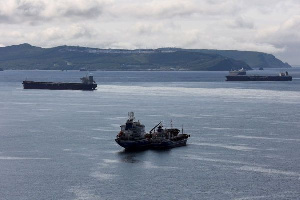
<box><xmin>115</xmin><ymin>138</ymin><xmax>151</xmax><ymax>150</ymax></box>
<box><xmin>115</xmin><ymin>138</ymin><xmax>187</xmax><ymax>150</ymax></box>
<box><xmin>226</xmin><ymin>75</ymin><xmax>292</xmax><ymax>81</ymax></box>
<box><xmin>22</xmin><ymin>81</ymin><xmax>97</xmax><ymax>90</ymax></box>
<box><xmin>151</xmin><ymin>139</ymin><xmax>187</xmax><ymax>149</ymax></box>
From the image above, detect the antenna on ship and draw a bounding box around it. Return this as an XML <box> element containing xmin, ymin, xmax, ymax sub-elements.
<box><xmin>128</xmin><ymin>112</ymin><xmax>135</xmax><ymax>121</ymax></box>
<box><xmin>182</xmin><ymin>125</ymin><xmax>184</xmax><ymax>134</ymax></box>
<box><xmin>170</xmin><ymin>119</ymin><xmax>173</xmax><ymax>128</ymax></box>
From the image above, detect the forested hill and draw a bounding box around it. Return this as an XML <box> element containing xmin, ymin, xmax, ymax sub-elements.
<box><xmin>0</xmin><ymin>44</ymin><xmax>290</xmax><ymax>71</ymax></box>
<box><xmin>181</xmin><ymin>49</ymin><xmax>291</xmax><ymax>69</ymax></box>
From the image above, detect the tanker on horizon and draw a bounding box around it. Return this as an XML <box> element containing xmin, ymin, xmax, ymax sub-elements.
<box><xmin>22</xmin><ymin>75</ymin><xmax>97</xmax><ymax>90</ymax></box>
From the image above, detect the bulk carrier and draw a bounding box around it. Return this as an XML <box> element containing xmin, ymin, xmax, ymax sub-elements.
<box><xmin>226</xmin><ymin>69</ymin><xmax>292</xmax><ymax>81</ymax></box>
<box><xmin>22</xmin><ymin>76</ymin><xmax>97</xmax><ymax>90</ymax></box>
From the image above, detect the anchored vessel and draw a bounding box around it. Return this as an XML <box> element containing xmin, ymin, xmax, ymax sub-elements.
<box><xmin>115</xmin><ymin>112</ymin><xmax>151</xmax><ymax>150</ymax></box>
<box><xmin>115</xmin><ymin>112</ymin><xmax>190</xmax><ymax>150</ymax></box>
<box><xmin>226</xmin><ymin>70</ymin><xmax>292</xmax><ymax>81</ymax></box>
<box><xmin>22</xmin><ymin>76</ymin><xmax>97</xmax><ymax>90</ymax></box>
<box><xmin>149</xmin><ymin>122</ymin><xmax>190</xmax><ymax>149</ymax></box>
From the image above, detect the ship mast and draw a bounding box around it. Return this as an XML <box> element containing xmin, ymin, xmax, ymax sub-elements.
<box><xmin>128</xmin><ymin>112</ymin><xmax>135</xmax><ymax>121</ymax></box>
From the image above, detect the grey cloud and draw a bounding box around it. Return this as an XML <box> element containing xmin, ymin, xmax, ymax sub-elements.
<box><xmin>17</xmin><ymin>1</ymin><xmax>45</xmax><ymax>17</ymax></box>
<box><xmin>60</xmin><ymin>0</ymin><xmax>108</xmax><ymax>19</ymax></box>
<box><xmin>109</xmin><ymin>1</ymin><xmax>197</xmax><ymax>19</ymax></box>
<box><xmin>256</xmin><ymin>15</ymin><xmax>300</xmax><ymax>63</ymax></box>
<box><xmin>63</xmin><ymin>6</ymin><xmax>102</xmax><ymax>18</ymax></box>
<box><xmin>109</xmin><ymin>0</ymin><xmax>241</xmax><ymax>20</ymax></box>
<box><xmin>275</xmin><ymin>43</ymin><xmax>300</xmax><ymax>65</ymax></box>
<box><xmin>258</xmin><ymin>16</ymin><xmax>300</xmax><ymax>45</ymax></box>
<box><xmin>134</xmin><ymin>22</ymin><xmax>165</xmax><ymax>35</ymax></box>
<box><xmin>39</xmin><ymin>24</ymin><xmax>96</xmax><ymax>41</ymax></box>
<box><xmin>0</xmin><ymin>14</ymin><xmax>11</xmax><ymax>23</ymax></box>
<box><xmin>229</xmin><ymin>17</ymin><xmax>254</xmax><ymax>29</ymax></box>
<box><xmin>70</xmin><ymin>25</ymin><xmax>94</xmax><ymax>39</ymax></box>
<box><xmin>0</xmin><ymin>0</ymin><xmax>109</xmax><ymax>25</ymax></box>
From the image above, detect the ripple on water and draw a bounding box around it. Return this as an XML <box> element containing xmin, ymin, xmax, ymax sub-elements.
<box><xmin>69</xmin><ymin>187</ymin><xmax>101</xmax><ymax>200</ymax></box>
<box><xmin>0</xmin><ymin>156</ymin><xmax>50</xmax><ymax>160</ymax></box>
<box><xmin>182</xmin><ymin>154</ymin><xmax>254</xmax><ymax>166</ymax></box>
<box><xmin>90</xmin><ymin>171</ymin><xmax>118</xmax><ymax>180</ymax></box>
<box><xmin>237</xmin><ymin>166</ymin><xmax>300</xmax><ymax>178</ymax></box>
<box><xmin>190</xmin><ymin>142</ymin><xmax>257</xmax><ymax>151</ymax></box>
<box><xmin>143</xmin><ymin>161</ymin><xmax>178</xmax><ymax>170</ymax></box>
<box><xmin>234</xmin><ymin>135</ymin><xmax>300</xmax><ymax>142</ymax></box>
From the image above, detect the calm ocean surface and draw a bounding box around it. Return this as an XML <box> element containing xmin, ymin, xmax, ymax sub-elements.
<box><xmin>0</xmin><ymin>69</ymin><xmax>300</xmax><ymax>200</ymax></box>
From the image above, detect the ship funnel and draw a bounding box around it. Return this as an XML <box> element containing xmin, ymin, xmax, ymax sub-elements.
<box><xmin>89</xmin><ymin>76</ymin><xmax>94</xmax><ymax>83</ymax></box>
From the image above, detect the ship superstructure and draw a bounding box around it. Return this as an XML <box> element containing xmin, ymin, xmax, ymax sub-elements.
<box><xmin>229</xmin><ymin>68</ymin><xmax>246</xmax><ymax>76</ymax></box>
<box><xmin>115</xmin><ymin>112</ymin><xmax>151</xmax><ymax>150</ymax></box>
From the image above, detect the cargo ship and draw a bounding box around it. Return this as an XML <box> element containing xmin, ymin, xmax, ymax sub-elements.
<box><xmin>115</xmin><ymin>112</ymin><xmax>190</xmax><ymax>150</ymax></box>
<box><xmin>22</xmin><ymin>76</ymin><xmax>97</xmax><ymax>90</ymax></box>
<box><xmin>226</xmin><ymin>70</ymin><xmax>292</xmax><ymax>81</ymax></box>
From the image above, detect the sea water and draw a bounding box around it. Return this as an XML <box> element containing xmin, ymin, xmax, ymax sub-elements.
<box><xmin>0</xmin><ymin>69</ymin><xmax>300</xmax><ymax>200</ymax></box>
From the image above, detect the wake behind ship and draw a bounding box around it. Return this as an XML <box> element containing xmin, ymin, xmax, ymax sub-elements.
<box><xmin>22</xmin><ymin>76</ymin><xmax>97</xmax><ymax>90</ymax></box>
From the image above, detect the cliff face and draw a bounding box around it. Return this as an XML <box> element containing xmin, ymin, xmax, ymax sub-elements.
<box><xmin>0</xmin><ymin>44</ymin><xmax>288</xmax><ymax>71</ymax></box>
<box><xmin>184</xmin><ymin>49</ymin><xmax>291</xmax><ymax>68</ymax></box>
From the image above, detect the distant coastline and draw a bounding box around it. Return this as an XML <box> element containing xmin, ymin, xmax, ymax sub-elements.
<box><xmin>0</xmin><ymin>43</ymin><xmax>291</xmax><ymax>71</ymax></box>
<box><xmin>0</xmin><ymin>68</ymin><xmax>294</xmax><ymax>72</ymax></box>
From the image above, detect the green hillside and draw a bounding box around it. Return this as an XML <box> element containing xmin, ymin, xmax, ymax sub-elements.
<box><xmin>0</xmin><ymin>44</ymin><xmax>288</xmax><ymax>71</ymax></box>
<box><xmin>181</xmin><ymin>49</ymin><xmax>291</xmax><ymax>68</ymax></box>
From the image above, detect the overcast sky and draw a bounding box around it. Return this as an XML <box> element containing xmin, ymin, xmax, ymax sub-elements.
<box><xmin>0</xmin><ymin>0</ymin><xmax>299</xmax><ymax>64</ymax></box>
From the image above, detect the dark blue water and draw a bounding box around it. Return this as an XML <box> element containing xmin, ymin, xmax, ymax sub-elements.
<box><xmin>0</xmin><ymin>69</ymin><xmax>300</xmax><ymax>200</ymax></box>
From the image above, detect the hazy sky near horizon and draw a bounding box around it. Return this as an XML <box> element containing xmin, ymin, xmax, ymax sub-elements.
<box><xmin>0</xmin><ymin>0</ymin><xmax>299</xmax><ymax>64</ymax></box>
